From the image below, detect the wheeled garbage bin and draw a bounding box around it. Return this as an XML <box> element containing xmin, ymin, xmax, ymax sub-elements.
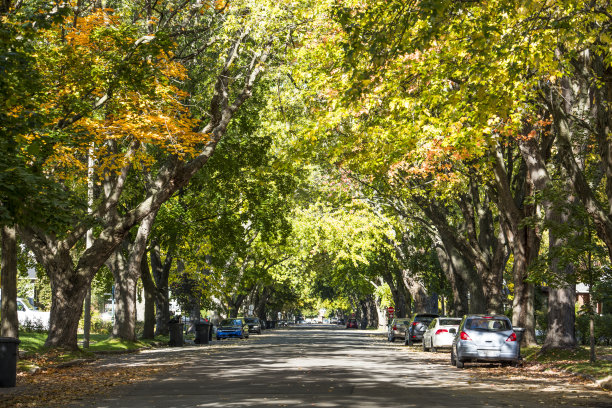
<box><xmin>195</xmin><ymin>322</ymin><xmax>211</xmax><ymax>345</ymax></box>
<box><xmin>169</xmin><ymin>322</ymin><xmax>184</xmax><ymax>347</ymax></box>
<box><xmin>0</xmin><ymin>337</ymin><xmax>20</xmax><ymax>387</ymax></box>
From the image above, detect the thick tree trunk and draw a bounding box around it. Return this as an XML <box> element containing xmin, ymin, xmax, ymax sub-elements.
<box><xmin>510</xmin><ymin>225</ymin><xmax>538</xmax><ymax>346</ymax></box>
<box><xmin>542</xmin><ymin>201</ymin><xmax>578</xmax><ymax>349</ymax></box>
<box><xmin>1</xmin><ymin>225</ymin><xmax>18</xmax><ymax>338</ymax></box>
<box><xmin>108</xmin><ymin>248</ymin><xmax>137</xmax><ymax>341</ymax></box>
<box><xmin>434</xmin><ymin>243</ymin><xmax>468</xmax><ymax>316</ymax></box>
<box><xmin>140</xmin><ymin>255</ymin><xmax>156</xmax><ymax>339</ymax></box>
<box><xmin>255</xmin><ymin>286</ymin><xmax>271</xmax><ymax>321</ymax></box>
<box><xmin>151</xmin><ymin>243</ymin><xmax>171</xmax><ymax>336</ymax></box>
<box><xmin>402</xmin><ymin>271</ymin><xmax>437</xmax><ymax>314</ymax></box>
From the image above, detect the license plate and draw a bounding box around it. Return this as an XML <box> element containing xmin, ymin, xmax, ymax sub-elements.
<box><xmin>481</xmin><ymin>350</ymin><xmax>499</xmax><ymax>358</ymax></box>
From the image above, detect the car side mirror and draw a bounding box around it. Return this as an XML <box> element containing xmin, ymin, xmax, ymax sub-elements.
<box><xmin>449</xmin><ymin>328</ymin><xmax>456</xmax><ymax>334</ymax></box>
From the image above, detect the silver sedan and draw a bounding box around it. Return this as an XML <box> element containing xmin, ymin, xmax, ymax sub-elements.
<box><xmin>451</xmin><ymin>315</ymin><xmax>520</xmax><ymax>368</ymax></box>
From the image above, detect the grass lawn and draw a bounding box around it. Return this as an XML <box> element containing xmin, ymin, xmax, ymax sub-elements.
<box><xmin>16</xmin><ymin>331</ymin><xmax>171</xmax><ymax>372</ymax></box>
<box><xmin>522</xmin><ymin>345</ymin><xmax>612</xmax><ymax>380</ymax></box>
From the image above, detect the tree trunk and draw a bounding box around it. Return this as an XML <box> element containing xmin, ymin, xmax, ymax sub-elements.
<box><xmin>140</xmin><ymin>254</ymin><xmax>155</xmax><ymax>339</ymax></box>
<box><xmin>45</xmin><ymin>251</ymin><xmax>88</xmax><ymax>349</ymax></box>
<box><xmin>542</xmin><ymin>199</ymin><xmax>578</xmax><ymax>350</ymax></box>
<box><xmin>434</xmin><ymin>243</ymin><xmax>468</xmax><ymax>316</ymax></box>
<box><xmin>1</xmin><ymin>225</ymin><xmax>18</xmax><ymax>338</ymax></box>
<box><xmin>510</xmin><ymin>225</ymin><xmax>538</xmax><ymax>346</ymax></box>
<box><xmin>151</xmin><ymin>243</ymin><xmax>171</xmax><ymax>336</ymax></box>
<box><xmin>108</xmin><ymin>248</ymin><xmax>137</xmax><ymax>341</ymax></box>
<box><xmin>255</xmin><ymin>286</ymin><xmax>271</xmax><ymax>321</ymax></box>
<box><xmin>402</xmin><ymin>271</ymin><xmax>437</xmax><ymax>314</ymax></box>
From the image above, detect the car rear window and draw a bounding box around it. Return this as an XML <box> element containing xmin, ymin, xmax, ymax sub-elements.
<box><xmin>395</xmin><ymin>319</ymin><xmax>410</xmax><ymax>325</ymax></box>
<box><xmin>465</xmin><ymin>318</ymin><xmax>511</xmax><ymax>331</ymax></box>
<box><xmin>439</xmin><ymin>318</ymin><xmax>461</xmax><ymax>325</ymax></box>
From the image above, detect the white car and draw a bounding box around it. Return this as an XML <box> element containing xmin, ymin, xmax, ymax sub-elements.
<box><xmin>422</xmin><ymin>317</ymin><xmax>462</xmax><ymax>352</ymax></box>
<box><xmin>17</xmin><ymin>297</ymin><xmax>50</xmax><ymax>330</ymax></box>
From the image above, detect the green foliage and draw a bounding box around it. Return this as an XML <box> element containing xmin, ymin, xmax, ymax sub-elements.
<box><xmin>575</xmin><ymin>314</ymin><xmax>612</xmax><ymax>346</ymax></box>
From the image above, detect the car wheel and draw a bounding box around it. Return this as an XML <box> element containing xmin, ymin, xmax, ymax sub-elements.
<box><xmin>456</xmin><ymin>358</ymin><xmax>464</xmax><ymax>368</ymax></box>
<box><xmin>450</xmin><ymin>348</ymin><xmax>456</xmax><ymax>366</ymax></box>
<box><xmin>390</xmin><ymin>335</ymin><xmax>395</xmax><ymax>342</ymax></box>
<box><xmin>406</xmin><ymin>337</ymin><xmax>413</xmax><ymax>346</ymax></box>
<box><xmin>216</xmin><ymin>337</ymin><xmax>221</xmax><ymax>341</ymax></box>
<box><xmin>422</xmin><ymin>341</ymin><xmax>427</xmax><ymax>351</ymax></box>
<box><xmin>431</xmin><ymin>346</ymin><xmax>437</xmax><ymax>353</ymax></box>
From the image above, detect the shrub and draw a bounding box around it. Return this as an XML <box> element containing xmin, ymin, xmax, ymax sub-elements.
<box><xmin>575</xmin><ymin>313</ymin><xmax>612</xmax><ymax>345</ymax></box>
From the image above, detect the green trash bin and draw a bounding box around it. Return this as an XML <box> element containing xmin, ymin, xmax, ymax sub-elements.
<box><xmin>0</xmin><ymin>337</ymin><xmax>20</xmax><ymax>387</ymax></box>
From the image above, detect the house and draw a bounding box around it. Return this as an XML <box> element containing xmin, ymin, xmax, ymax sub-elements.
<box><xmin>576</xmin><ymin>283</ymin><xmax>603</xmax><ymax>314</ymax></box>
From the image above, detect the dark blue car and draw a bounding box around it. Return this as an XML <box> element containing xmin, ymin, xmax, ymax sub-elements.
<box><xmin>216</xmin><ymin>318</ymin><xmax>249</xmax><ymax>340</ymax></box>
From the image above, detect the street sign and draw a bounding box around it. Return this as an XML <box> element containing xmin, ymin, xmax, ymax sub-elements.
<box><xmin>387</xmin><ymin>307</ymin><xmax>395</xmax><ymax>314</ymax></box>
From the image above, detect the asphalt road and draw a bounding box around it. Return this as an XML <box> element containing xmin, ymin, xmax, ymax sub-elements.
<box><xmin>78</xmin><ymin>325</ymin><xmax>611</xmax><ymax>407</ymax></box>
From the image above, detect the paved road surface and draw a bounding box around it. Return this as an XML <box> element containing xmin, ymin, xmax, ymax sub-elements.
<box><xmin>77</xmin><ymin>325</ymin><xmax>611</xmax><ymax>407</ymax></box>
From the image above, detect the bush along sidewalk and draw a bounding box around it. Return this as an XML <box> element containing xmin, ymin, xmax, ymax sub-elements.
<box><xmin>522</xmin><ymin>346</ymin><xmax>612</xmax><ymax>390</ymax></box>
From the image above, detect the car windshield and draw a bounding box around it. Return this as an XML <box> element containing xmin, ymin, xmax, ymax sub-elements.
<box><xmin>245</xmin><ymin>318</ymin><xmax>257</xmax><ymax>323</ymax></box>
<box><xmin>439</xmin><ymin>318</ymin><xmax>461</xmax><ymax>325</ymax></box>
<box><xmin>465</xmin><ymin>318</ymin><xmax>511</xmax><ymax>331</ymax></box>
<box><xmin>220</xmin><ymin>319</ymin><xmax>242</xmax><ymax>326</ymax></box>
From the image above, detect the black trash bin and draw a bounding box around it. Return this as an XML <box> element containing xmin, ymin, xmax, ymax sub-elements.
<box><xmin>169</xmin><ymin>322</ymin><xmax>184</xmax><ymax>347</ymax></box>
<box><xmin>0</xmin><ymin>337</ymin><xmax>20</xmax><ymax>387</ymax></box>
<box><xmin>195</xmin><ymin>322</ymin><xmax>211</xmax><ymax>345</ymax></box>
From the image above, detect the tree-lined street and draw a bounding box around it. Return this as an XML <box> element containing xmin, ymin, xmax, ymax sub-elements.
<box><xmin>1</xmin><ymin>0</ymin><xmax>612</xmax><ymax>403</ymax></box>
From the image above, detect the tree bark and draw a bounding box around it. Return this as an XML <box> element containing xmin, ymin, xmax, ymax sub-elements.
<box><xmin>517</xmin><ymin>129</ymin><xmax>578</xmax><ymax>350</ymax></box>
<box><xmin>151</xmin><ymin>242</ymin><xmax>172</xmax><ymax>336</ymax></box>
<box><xmin>492</xmin><ymin>144</ymin><xmax>539</xmax><ymax>345</ymax></box>
<box><xmin>433</xmin><ymin>240</ymin><xmax>468</xmax><ymax>316</ymax></box>
<box><xmin>140</xmin><ymin>254</ymin><xmax>155</xmax><ymax>339</ymax></box>
<box><xmin>1</xmin><ymin>225</ymin><xmax>18</xmax><ymax>338</ymax></box>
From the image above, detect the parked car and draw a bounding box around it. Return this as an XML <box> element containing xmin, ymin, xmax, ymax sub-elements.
<box><xmin>244</xmin><ymin>317</ymin><xmax>263</xmax><ymax>334</ymax></box>
<box><xmin>17</xmin><ymin>297</ymin><xmax>50</xmax><ymax>330</ymax></box>
<box><xmin>387</xmin><ymin>318</ymin><xmax>411</xmax><ymax>342</ymax></box>
<box><xmin>346</xmin><ymin>318</ymin><xmax>358</xmax><ymax>329</ymax></box>
<box><xmin>216</xmin><ymin>318</ymin><xmax>250</xmax><ymax>340</ymax></box>
<box><xmin>451</xmin><ymin>315</ymin><xmax>520</xmax><ymax>368</ymax></box>
<box><xmin>404</xmin><ymin>313</ymin><xmax>439</xmax><ymax>345</ymax></box>
<box><xmin>422</xmin><ymin>317</ymin><xmax>462</xmax><ymax>352</ymax></box>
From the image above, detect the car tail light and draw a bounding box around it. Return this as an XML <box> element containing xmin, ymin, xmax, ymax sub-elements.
<box><xmin>392</xmin><ymin>325</ymin><xmax>397</xmax><ymax>330</ymax></box>
<box><xmin>460</xmin><ymin>331</ymin><xmax>472</xmax><ymax>341</ymax></box>
<box><xmin>483</xmin><ymin>316</ymin><xmax>493</xmax><ymax>319</ymax></box>
<box><xmin>435</xmin><ymin>329</ymin><xmax>448</xmax><ymax>335</ymax></box>
<box><xmin>506</xmin><ymin>332</ymin><xmax>517</xmax><ymax>342</ymax></box>
<box><xmin>412</xmin><ymin>322</ymin><xmax>418</xmax><ymax>326</ymax></box>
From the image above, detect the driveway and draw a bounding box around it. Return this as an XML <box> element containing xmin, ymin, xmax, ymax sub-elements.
<box><xmin>72</xmin><ymin>325</ymin><xmax>611</xmax><ymax>407</ymax></box>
